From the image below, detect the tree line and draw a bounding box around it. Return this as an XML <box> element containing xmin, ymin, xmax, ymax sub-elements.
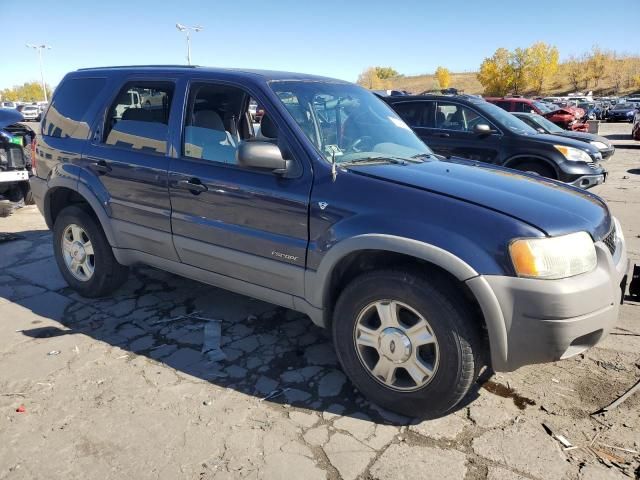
<box><xmin>1</xmin><ymin>82</ymin><xmax>52</xmax><ymax>103</ymax></box>
<box><xmin>357</xmin><ymin>43</ymin><xmax>640</xmax><ymax>96</ymax></box>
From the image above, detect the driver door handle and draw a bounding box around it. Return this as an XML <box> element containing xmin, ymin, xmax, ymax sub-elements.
<box><xmin>91</xmin><ymin>160</ymin><xmax>112</xmax><ymax>174</ymax></box>
<box><xmin>176</xmin><ymin>179</ymin><xmax>208</xmax><ymax>193</ymax></box>
<box><xmin>436</xmin><ymin>133</ymin><xmax>450</xmax><ymax>138</ymax></box>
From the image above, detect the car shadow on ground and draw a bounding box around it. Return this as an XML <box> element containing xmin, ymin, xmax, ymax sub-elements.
<box><xmin>4</xmin><ymin>229</ymin><xmax>486</xmax><ymax>426</ymax></box>
<box><xmin>627</xmin><ymin>169</ymin><xmax>640</xmax><ymax>175</ymax></box>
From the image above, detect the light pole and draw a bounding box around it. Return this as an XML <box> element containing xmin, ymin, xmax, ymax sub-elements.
<box><xmin>26</xmin><ymin>43</ymin><xmax>51</xmax><ymax>103</ymax></box>
<box><xmin>175</xmin><ymin>24</ymin><xmax>203</xmax><ymax>65</ymax></box>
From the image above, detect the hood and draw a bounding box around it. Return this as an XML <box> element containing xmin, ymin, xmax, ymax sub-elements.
<box><xmin>610</xmin><ymin>107</ymin><xmax>636</xmax><ymax>114</ymax></box>
<box><xmin>553</xmin><ymin>130</ymin><xmax>610</xmax><ymax>145</ymax></box>
<box><xmin>347</xmin><ymin>158</ymin><xmax>611</xmax><ymax>239</ymax></box>
<box><xmin>527</xmin><ymin>132</ymin><xmax>601</xmax><ymax>155</ymax></box>
<box><xmin>0</xmin><ymin>109</ymin><xmax>24</xmax><ymax>129</ymax></box>
<box><xmin>546</xmin><ymin>108</ymin><xmax>574</xmax><ymax>116</ymax></box>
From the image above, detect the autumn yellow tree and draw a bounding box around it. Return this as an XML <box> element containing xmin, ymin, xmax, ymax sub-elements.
<box><xmin>1</xmin><ymin>82</ymin><xmax>51</xmax><ymax>102</ymax></box>
<box><xmin>509</xmin><ymin>48</ymin><xmax>530</xmax><ymax>95</ymax></box>
<box><xmin>586</xmin><ymin>46</ymin><xmax>610</xmax><ymax>88</ymax></box>
<box><xmin>357</xmin><ymin>67</ymin><xmax>388</xmax><ymax>89</ymax></box>
<box><xmin>357</xmin><ymin>67</ymin><xmax>399</xmax><ymax>89</ymax></box>
<box><xmin>477</xmin><ymin>48</ymin><xmax>514</xmax><ymax>96</ymax></box>
<box><xmin>526</xmin><ymin>42</ymin><xmax>559</xmax><ymax>94</ymax></box>
<box><xmin>435</xmin><ymin>67</ymin><xmax>451</xmax><ymax>89</ymax></box>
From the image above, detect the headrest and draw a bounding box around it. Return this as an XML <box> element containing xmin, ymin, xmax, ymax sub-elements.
<box><xmin>260</xmin><ymin>114</ymin><xmax>278</xmax><ymax>139</ymax></box>
<box><xmin>194</xmin><ymin>110</ymin><xmax>225</xmax><ymax>131</ymax></box>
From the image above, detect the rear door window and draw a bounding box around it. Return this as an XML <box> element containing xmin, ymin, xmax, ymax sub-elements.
<box><xmin>392</xmin><ymin>101</ymin><xmax>435</xmax><ymax>128</ymax></box>
<box><xmin>103</xmin><ymin>82</ymin><xmax>174</xmax><ymax>155</ymax></box>
<box><xmin>42</xmin><ymin>77</ymin><xmax>107</xmax><ymax>139</ymax></box>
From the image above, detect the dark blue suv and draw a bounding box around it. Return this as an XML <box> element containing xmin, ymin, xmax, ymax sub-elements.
<box><xmin>30</xmin><ymin>66</ymin><xmax>629</xmax><ymax>418</ymax></box>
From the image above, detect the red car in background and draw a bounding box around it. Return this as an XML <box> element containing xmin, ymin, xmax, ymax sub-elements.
<box><xmin>486</xmin><ymin>97</ymin><xmax>581</xmax><ymax>130</ymax></box>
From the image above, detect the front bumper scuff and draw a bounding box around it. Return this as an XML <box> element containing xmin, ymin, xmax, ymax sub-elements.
<box><xmin>468</xmin><ymin>222</ymin><xmax>629</xmax><ymax>372</ymax></box>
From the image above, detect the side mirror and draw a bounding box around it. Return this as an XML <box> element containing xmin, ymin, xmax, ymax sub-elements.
<box><xmin>237</xmin><ymin>141</ymin><xmax>289</xmax><ymax>175</ymax></box>
<box><xmin>537</xmin><ymin>128</ymin><xmax>546</xmax><ymax>134</ymax></box>
<box><xmin>473</xmin><ymin>123</ymin><xmax>493</xmax><ymax>136</ymax></box>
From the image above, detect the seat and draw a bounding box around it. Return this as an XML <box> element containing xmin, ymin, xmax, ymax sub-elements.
<box><xmin>185</xmin><ymin>109</ymin><xmax>237</xmax><ymax>163</ymax></box>
<box><xmin>435</xmin><ymin>111</ymin><xmax>446</xmax><ymax>128</ymax></box>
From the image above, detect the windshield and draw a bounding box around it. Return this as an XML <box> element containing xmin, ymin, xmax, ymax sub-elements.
<box><xmin>481</xmin><ymin>102</ymin><xmax>539</xmax><ymax>134</ymax></box>
<box><xmin>269</xmin><ymin>81</ymin><xmax>433</xmax><ymax>164</ymax></box>
<box><xmin>533</xmin><ymin>101</ymin><xmax>552</xmax><ymax>113</ymax></box>
<box><xmin>613</xmin><ymin>103</ymin><xmax>633</xmax><ymax>110</ymax></box>
<box><xmin>529</xmin><ymin>114</ymin><xmax>563</xmax><ymax>133</ymax></box>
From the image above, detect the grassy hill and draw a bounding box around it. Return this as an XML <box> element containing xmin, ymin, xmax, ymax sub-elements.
<box><xmin>387</xmin><ymin>61</ymin><xmax>640</xmax><ymax>96</ymax></box>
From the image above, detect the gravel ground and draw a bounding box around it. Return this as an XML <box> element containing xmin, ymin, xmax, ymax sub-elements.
<box><xmin>0</xmin><ymin>122</ymin><xmax>638</xmax><ymax>480</ymax></box>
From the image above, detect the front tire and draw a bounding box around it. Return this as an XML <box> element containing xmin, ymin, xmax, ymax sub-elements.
<box><xmin>53</xmin><ymin>205</ymin><xmax>129</xmax><ymax>297</ymax></box>
<box><xmin>332</xmin><ymin>270</ymin><xmax>483</xmax><ymax>418</ymax></box>
<box><xmin>513</xmin><ymin>161</ymin><xmax>556</xmax><ymax>179</ymax></box>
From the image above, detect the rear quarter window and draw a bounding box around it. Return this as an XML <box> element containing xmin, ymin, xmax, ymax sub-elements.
<box><xmin>42</xmin><ymin>77</ymin><xmax>107</xmax><ymax>139</ymax></box>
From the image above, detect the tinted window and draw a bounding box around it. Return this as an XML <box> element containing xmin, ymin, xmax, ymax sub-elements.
<box><xmin>392</xmin><ymin>101</ymin><xmax>434</xmax><ymax>128</ymax></box>
<box><xmin>514</xmin><ymin>102</ymin><xmax>533</xmax><ymax>113</ymax></box>
<box><xmin>103</xmin><ymin>82</ymin><xmax>174</xmax><ymax>154</ymax></box>
<box><xmin>435</xmin><ymin>102</ymin><xmax>489</xmax><ymax>132</ymax></box>
<box><xmin>182</xmin><ymin>83</ymin><xmax>249</xmax><ymax>165</ymax></box>
<box><xmin>493</xmin><ymin>101</ymin><xmax>512</xmax><ymax>111</ymax></box>
<box><xmin>42</xmin><ymin>77</ymin><xmax>106</xmax><ymax>139</ymax></box>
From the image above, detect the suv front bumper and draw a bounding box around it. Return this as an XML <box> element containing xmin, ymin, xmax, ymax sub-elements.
<box><xmin>468</xmin><ymin>223</ymin><xmax>629</xmax><ymax>372</ymax></box>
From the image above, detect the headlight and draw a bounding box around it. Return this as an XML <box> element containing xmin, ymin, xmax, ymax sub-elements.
<box><xmin>509</xmin><ymin>232</ymin><xmax>597</xmax><ymax>279</ymax></box>
<box><xmin>627</xmin><ymin>111</ymin><xmax>634</xmax><ymax>116</ymax></box>
<box><xmin>590</xmin><ymin>141</ymin><xmax>608</xmax><ymax>150</ymax></box>
<box><xmin>554</xmin><ymin>145</ymin><xmax>592</xmax><ymax>162</ymax></box>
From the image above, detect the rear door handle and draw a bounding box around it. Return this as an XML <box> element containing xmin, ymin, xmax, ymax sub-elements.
<box><xmin>176</xmin><ymin>179</ymin><xmax>208</xmax><ymax>193</ymax></box>
<box><xmin>436</xmin><ymin>133</ymin><xmax>450</xmax><ymax>138</ymax></box>
<box><xmin>91</xmin><ymin>160</ymin><xmax>111</xmax><ymax>174</ymax></box>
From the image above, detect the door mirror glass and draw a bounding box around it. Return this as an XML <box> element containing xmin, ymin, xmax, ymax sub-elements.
<box><xmin>473</xmin><ymin>123</ymin><xmax>492</xmax><ymax>135</ymax></box>
<box><xmin>237</xmin><ymin>141</ymin><xmax>288</xmax><ymax>174</ymax></box>
<box><xmin>537</xmin><ymin>127</ymin><xmax>546</xmax><ymax>134</ymax></box>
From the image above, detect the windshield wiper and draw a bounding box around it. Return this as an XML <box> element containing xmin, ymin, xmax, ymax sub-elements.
<box><xmin>340</xmin><ymin>156</ymin><xmax>407</xmax><ymax>166</ymax></box>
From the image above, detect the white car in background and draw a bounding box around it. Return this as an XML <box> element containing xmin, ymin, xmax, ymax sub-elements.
<box><xmin>20</xmin><ymin>106</ymin><xmax>41</xmax><ymax>122</ymax></box>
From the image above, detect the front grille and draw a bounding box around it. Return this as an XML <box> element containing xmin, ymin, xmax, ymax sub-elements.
<box><xmin>587</xmin><ymin>162</ymin><xmax>598</xmax><ymax>170</ymax></box>
<box><xmin>603</xmin><ymin>225</ymin><xmax>617</xmax><ymax>256</ymax></box>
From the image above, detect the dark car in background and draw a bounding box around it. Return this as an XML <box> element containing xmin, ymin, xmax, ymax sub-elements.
<box><xmin>385</xmin><ymin>94</ymin><xmax>606</xmax><ymax>189</ymax></box>
<box><xmin>513</xmin><ymin>112</ymin><xmax>615</xmax><ymax>159</ymax></box>
<box><xmin>606</xmin><ymin>103</ymin><xmax>637</xmax><ymax>122</ymax></box>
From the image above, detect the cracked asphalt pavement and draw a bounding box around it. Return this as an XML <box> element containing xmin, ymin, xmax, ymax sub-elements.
<box><xmin>1</xmin><ymin>123</ymin><xmax>639</xmax><ymax>479</ymax></box>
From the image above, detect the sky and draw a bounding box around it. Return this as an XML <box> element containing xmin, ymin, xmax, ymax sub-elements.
<box><xmin>1</xmin><ymin>0</ymin><xmax>639</xmax><ymax>91</ymax></box>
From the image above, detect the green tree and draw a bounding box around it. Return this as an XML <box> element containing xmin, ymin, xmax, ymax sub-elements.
<box><xmin>435</xmin><ymin>66</ymin><xmax>451</xmax><ymax>89</ymax></box>
<box><xmin>373</xmin><ymin>67</ymin><xmax>399</xmax><ymax>80</ymax></box>
<box><xmin>526</xmin><ymin>42</ymin><xmax>559</xmax><ymax>94</ymax></box>
<box><xmin>477</xmin><ymin>48</ymin><xmax>514</xmax><ymax>96</ymax></box>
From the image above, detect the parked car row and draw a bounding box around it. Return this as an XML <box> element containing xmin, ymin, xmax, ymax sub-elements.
<box><xmin>28</xmin><ymin>66</ymin><xmax>629</xmax><ymax>419</ymax></box>
<box><xmin>0</xmin><ymin>101</ymin><xmax>49</xmax><ymax>122</ymax></box>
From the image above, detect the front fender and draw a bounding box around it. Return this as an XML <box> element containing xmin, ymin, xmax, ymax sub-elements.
<box><xmin>305</xmin><ymin>233</ymin><xmax>479</xmax><ymax>309</ymax></box>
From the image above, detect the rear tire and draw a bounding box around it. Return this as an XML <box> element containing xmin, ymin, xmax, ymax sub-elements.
<box><xmin>332</xmin><ymin>269</ymin><xmax>483</xmax><ymax>418</ymax></box>
<box><xmin>53</xmin><ymin>205</ymin><xmax>129</xmax><ymax>297</ymax></box>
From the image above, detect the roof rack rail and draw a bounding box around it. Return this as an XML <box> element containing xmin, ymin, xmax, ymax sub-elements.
<box><xmin>77</xmin><ymin>65</ymin><xmax>199</xmax><ymax>71</ymax></box>
<box><xmin>417</xmin><ymin>87</ymin><xmax>465</xmax><ymax>96</ymax></box>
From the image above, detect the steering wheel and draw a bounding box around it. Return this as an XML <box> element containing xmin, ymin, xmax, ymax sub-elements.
<box><xmin>349</xmin><ymin>135</ymin><xmax>374</xmax><ymax>153</ymax></box>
